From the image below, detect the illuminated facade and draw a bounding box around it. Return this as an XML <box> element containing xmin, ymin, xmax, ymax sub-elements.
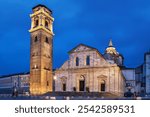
<box><xmin>29</xmin><ymin>5</ymin><xmax>54</xmax><ymax>95</ymax></box>
<box><xmin>55</xmin><ymin>42</ymin><xmax>125</xmax><ymax>96</ymax></box>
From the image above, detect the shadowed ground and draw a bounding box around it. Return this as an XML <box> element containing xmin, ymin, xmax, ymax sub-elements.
<box><xmin>0</xmin><ymin>92</ymin><xmax>150</xmax><ymax>100</ymax></box>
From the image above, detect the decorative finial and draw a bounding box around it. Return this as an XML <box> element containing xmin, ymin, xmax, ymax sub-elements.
<box><xmin>108</xmin><ymin>39</ymin><xmax>113</xmax><ymax>47</ymax></box>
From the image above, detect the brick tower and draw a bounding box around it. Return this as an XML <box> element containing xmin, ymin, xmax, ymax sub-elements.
<box><xmin>29</xmin><ymin>5</ymin><xmax>54</xmax><ymax>95</ymax></box>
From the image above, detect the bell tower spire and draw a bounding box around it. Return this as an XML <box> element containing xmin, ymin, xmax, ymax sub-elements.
<box><xmin>29</xmin><ymin>4</ymin><xmax>54</xmax><ymax>95</ymax></box>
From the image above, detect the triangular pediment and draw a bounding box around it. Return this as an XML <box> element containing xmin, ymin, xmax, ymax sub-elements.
<box><xmin>68</xmin><ymin>44</ymin><xmax>97</xmax><ymax>53</ymax></box>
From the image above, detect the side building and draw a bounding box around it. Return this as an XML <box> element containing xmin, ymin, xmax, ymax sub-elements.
<box><xmin>133</xmin><ymin>51</ymin><xmax>150</xmax><ymax>95</ymax></box>
<box><xmin>144</xmin><ymin>52</ymin><xmax>150</xmax><ymax>94</ymax></box>
<box><xmin>121</xmin><ymin>51</ymin><xmax>150</xmax><ymax>96</ymax></box>
<box><xmin>122</xmin><ymin>68</ymin><xmax>136</xmax><ymax>93</ymax></box>
<box><xmin>0</xmin><ymin>73</ymin><xmax>29</xmax><ymax>94</ymax></box>
<box><xmin>135</xmin><ymin>65</ymin><xmax>145</xmax><ymax>94</ymax></box>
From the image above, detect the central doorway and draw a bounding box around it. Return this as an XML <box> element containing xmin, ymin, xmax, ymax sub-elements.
<box><xmin>62</xmin><ymin>83</ymin><xmax>66</xmax><ymax>91</ymax></box>
<box><xmin>101</xmin><ymin>80</ymin><xmax>105</xmax><ymax>92</ymax></box>
<box><xmin>101</xmin><ymin>83</ymin><xmax>105</xmax><ymax>91</ymax></box>
<box><xmin>79</xmin><ymin>80</ymin><xmax>85</xmax><ymax>91</ymax></box>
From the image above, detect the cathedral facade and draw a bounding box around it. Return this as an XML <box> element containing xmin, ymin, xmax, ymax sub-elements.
<box><xmin>54</xmin><ymin>41</ymin><xmax>125</xmax><ymax>96</ymax></box>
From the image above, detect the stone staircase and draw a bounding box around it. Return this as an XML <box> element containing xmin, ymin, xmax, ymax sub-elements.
<box><xmin>44</xmin><ymin>92</ymin><xmax>120</xmax><ymax>98</ymax></box>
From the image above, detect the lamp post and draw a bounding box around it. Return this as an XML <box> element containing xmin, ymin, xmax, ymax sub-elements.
<box><xmin>53</xmin><ymin>75</ymin><xmax>57</xmax><ymax>92</ymax></box>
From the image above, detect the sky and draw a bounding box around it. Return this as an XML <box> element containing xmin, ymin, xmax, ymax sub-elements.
<box><xmin>0</xmin><ymin>0</ymin><xmax>150</xmax><ymax>76</ymax></box>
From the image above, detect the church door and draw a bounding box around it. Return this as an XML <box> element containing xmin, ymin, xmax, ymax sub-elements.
<box><xmin>63</xmin><ymin>83</ymin><xmax>66</xmax><ymax>91</ymax></box>
<box><xmin>79</xmin><ymin>80</ymin><xmax>85</xmax><ymax>91</ymax></box>
<box><xmin>101</xmin><ymin>83</ymin><xmax>105</xmax><ymax>92</ymax></box>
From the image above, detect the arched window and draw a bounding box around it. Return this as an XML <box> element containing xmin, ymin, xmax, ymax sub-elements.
<box><xmin>86</xmin><ymin>55</ymin><xmax>90</xmax><ymax>65</ymax></box>
<box><xmin>34</xmin><ymin>36</ymin><xmax>38</xmax><ymax>42</ymax></box>
<box><xmin>76</xmin><ymin>57</ymin><xmax>79</xmax><ymax>66</ymax></box>
<box><xmin>45</xmin><ymin>21</ymin><xmax>49</xmax><ymax>29</ymax></box>
<box><xmin>35</xmin><ymin>19</ymin><xmax>39</xmax><ymax>27</ymax></box>
<box><xmin>45</xmin><ymin>37</ymin><xmax>49</xmax><ymax>43</ymax></box>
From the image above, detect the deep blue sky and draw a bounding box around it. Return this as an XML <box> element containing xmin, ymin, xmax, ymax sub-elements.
<box><xmin>0</xmin><ymin>0</ymin><xmax>150</xmax><ymax>76</ymax></box>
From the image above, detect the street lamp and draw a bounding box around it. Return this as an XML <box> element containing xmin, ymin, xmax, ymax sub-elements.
<box><xmin>53</xmin><ymin>75</ymin><xmax>57</xmax><ymax>92</ymax></box>
<box><xmin>54</xmin><ymin>75</ymin><xmax>57</xmax><ymax>80</ymax></box>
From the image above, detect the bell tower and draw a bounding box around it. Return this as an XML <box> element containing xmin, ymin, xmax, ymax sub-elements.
<box><xmin>29</xmin><ymin>4</ymin><xmax>54</xmax><ymax>95</ymax></box>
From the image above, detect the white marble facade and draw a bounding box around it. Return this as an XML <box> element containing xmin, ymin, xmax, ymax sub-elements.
<box><xmin>55</xmin><ymin>44</ymin><xmax>125</xmax><ymax>96</ymax></box>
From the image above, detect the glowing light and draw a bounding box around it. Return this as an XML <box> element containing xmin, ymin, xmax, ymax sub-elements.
<box><xmin>54</xmin><ymin>76</ymin><xmax>57</xmax><ymax>80</ymax></box>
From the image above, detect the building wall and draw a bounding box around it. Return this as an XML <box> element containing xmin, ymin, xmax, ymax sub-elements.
<box><xmin>0</xmin><ymin>77</ymin><xmax>12</xmax><ymax>89</ymax></box>
<box><xmin>135</xmin><ymin>65</ymin><xmax>144</xmax><ymax>94</ymax></box>
<box><xmin>145</xmin><ymin>53</ymin><xmax>150</xmax><ymax>94</ymax></box>
<box><xmin>55</xmin><ymin>67</ymin><xmax>125</xmax><ymax>95</ymax></box>
<box><xmin>0</xmin><ymin>73</ymin><xmax>29</xmax><ymax>93</ymax></box>
<box><xmin>122</xmin><ymin>69</ymin><xmax>136</xmax><ymax>93</ymax></box>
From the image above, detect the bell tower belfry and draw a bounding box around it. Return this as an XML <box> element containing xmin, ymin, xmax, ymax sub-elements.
<box><xmin>29</xmin><ymin>4</ymin><xmax>54</xmax><ymax>95</ymax></box>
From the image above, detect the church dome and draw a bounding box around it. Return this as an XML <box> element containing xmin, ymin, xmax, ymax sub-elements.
<box><xmin>105</xmin><ymin>39</ymin><xmax>119</xmax><ymax>55</ymax></box>
<box><xmin>103</xmin><ymin>39</ymin><xmax>124</xmax><ymax>66</ymax></box>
